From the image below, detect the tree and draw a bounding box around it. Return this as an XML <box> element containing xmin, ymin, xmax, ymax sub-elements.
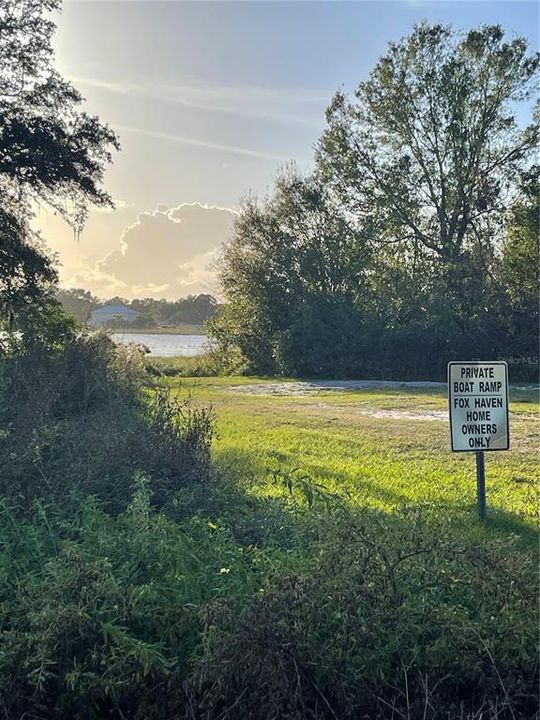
<box><xmin>0</xmin><ymin>0</ymin><xmax>119</xmax><ymax>326</ymax></box>
<box><xmin>498</xmin><ymin>165</ymin><xmax>539</xmax><ymax>370</ymax></box>
<box><xmin>213</xmin><ymin>170</ymin><xmax>369</xmax><ymax>375</ymax></box>
<box><xmin>317</xmin><ymin>24</ymin><xmax>538</xmax><ymax>264</ymax></box>
<box><xmin>313</xmin><ymin>23</ymin><xmax>538</xmax><ymax>374</ymax></box>
<box><xmin>56</xmin><ymin>288</ymin><xmax>100</xmax><ymax>324</ymax></box>
<box><xmin>0</xmin><ymin>210</ymin><xmax>56</xmax><ymax>328</ymax></box>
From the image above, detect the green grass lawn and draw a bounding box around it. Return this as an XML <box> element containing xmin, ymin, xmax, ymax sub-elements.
<box><xmin>161</xmin><ymin>372</ymin><xmax>538</xmax><ymax>548</ymax></box>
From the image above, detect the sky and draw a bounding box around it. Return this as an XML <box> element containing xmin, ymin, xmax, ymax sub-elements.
<box><xmin>38</xmin><ymin>0</ymin><xmax>539</xmax><ymax>300</ymax></box>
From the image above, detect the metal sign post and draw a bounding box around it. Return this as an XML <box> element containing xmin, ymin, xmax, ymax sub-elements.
<box><xmin>448</xmin><ymin>361</ymin><xmax>509</xmax><ymax>520</ymax></box>
<box><xmin>475</xmin><ymin>451</ymin><xmax>486</xmax><ymax>520</ymax></box>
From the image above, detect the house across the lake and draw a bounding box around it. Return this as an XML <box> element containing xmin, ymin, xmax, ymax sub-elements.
<box><xmin>89</xmin><ymin>305</ymin><xmax>140</xmax><ymax>327</ymax></box>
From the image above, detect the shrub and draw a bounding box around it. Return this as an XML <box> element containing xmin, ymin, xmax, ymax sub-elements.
<box><xmin>145</xmin><ymin>351</ymin><xmax>230</xmax><ymax>379</ymax></box>
<box><xmin>0</xmin><ymin>331</ymin><xmax>214</xmax><ymax>512</ymax></box>
<box><xmin>188</xmin><ymin>507</ymin><xmax>539</xmax><ymax>720</ymax></box>
<box><xmin>0</xmin><ymin>481</ymin><xmax>267</xmax><ymax>719</ymax></box>
<box><xmin>0</xmin><ymin>484</ymin><xmax>536</xmax><ymax>719</ymax></box>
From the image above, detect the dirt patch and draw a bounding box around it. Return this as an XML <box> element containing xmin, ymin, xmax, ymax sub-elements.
<box><xmin>358</xmin><ymin>409</ymin><xmax>446</xmax><ymax>421</ymax></box>
<box><xmin>229</xmin><ymin>380</ymin><xmax>445</xmax><ymax>397</ymax></box>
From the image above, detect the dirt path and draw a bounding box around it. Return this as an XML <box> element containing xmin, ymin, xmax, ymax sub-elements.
<box><xmin>228</xmin><ymin>380</ymin><xmax>449</xmax><ymax>421</ymax></box>
<box><xmin>229</xmin><ymin>380</ymin><xmax>445</xmax><ymax>396</ymax></box>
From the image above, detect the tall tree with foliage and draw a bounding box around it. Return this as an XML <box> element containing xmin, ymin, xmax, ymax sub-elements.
<box><xmin>212</xmin><ymin>170</ymin><xmax>369</xmax><ymax>375</ymax></box>
<box><xmin>317</xmin><ymin>24</ymin><xmax>538</xmax><ymax>360</ymax></box>
<box><xmin>317</xmin><ymin>23</ymin><xmax>538</xmax><ymax>263</ymax></box>
<box><xmin>317</xmin><ymin>24</ymin><xmax>539</xmax><ymax>365</ymax></box>
<box><xmin>498</xmin><ymin>166</ymin><xmax>539</xmax><ymax>373</ymax></box>
<box><xmin>0</xmin><ymin>0</ymin><xmax>119</xmax><ymax>327</ymax></box>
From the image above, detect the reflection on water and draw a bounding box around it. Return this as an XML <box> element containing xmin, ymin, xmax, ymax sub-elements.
<box><xmin>111</xmin><ymin>333</ymin><xmax>208</xmax><ymax>357</ymax></box>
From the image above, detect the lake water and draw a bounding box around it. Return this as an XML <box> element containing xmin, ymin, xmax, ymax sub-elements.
<box><xmin>111</xmin><ymin>333</ymin><xmax>208</xmax><ymax>357</ymax></box>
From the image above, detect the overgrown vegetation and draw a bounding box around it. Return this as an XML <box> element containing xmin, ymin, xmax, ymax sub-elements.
<box><xmin>1</xmin><ymin>447</ymin><xmax>537</xmax><ymax>719</ymax></box>
<box><xmin>146</xmin><ymin>353</ymin><xmax>228</xmax><ymax>378</ymax></box>
<box><xmin>190</xmin><ymin>511</ymin><xmax>537</xmax><ymax>720</ymax></box>
<box><xmin>0</xmin><ymin>480</ymin><xmax>264</xmax><ymax>720</ymax></box>
<box><xmin>0</xmin><ymin>328</ymin><xmax>214</xmax><ymax>513</ymax></box>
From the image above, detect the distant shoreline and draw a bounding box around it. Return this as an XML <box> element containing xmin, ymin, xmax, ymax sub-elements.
<box><xmin>99</xmin><ymin>326</ymin><xmax>207</xmax><ymax>336</ymax></box>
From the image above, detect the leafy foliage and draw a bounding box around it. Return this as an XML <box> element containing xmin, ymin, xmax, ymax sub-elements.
<box><xmin>212</xmin><ymin>25</ymin><xmax>539</xmax><ymax>380</ymax></box>
<box><xmin>0</xmin><ymin>481</ymin><xmax>265</xmax><ymax>719</ymax></box>
<box><xmin>188</xmin><ymin>506</ymin><xmax>539</xmax><ymax>720</ymax></box>
<box><xmin>212</xmin><ymin>172</ymin><xmax>368</xmax><ymax>376</ymax></box>
<box><xmin>0</xmin><ymin>0</ymin><xmax>119</xmax><ymax>323</ymax></box>
<box><xmin>318</xmin><ymin>23</ymin><xmax>538</xmax><ymax>261</ymax></box>
<box><xmin>0</xmin><ymin>481</ymin><xmax>537</xmax><ymax>720</ymax></box>
<box><xmin>0</xmin><ymin>330</ymin><xmax>214</xmax><ymax>512</ymax></box>
<box><xmin>498</xmin><ymin>166</ymin><xmax>540</xmax><ymax>367</ymax></box>
<box><xmin>0</xmin><ymin>211</ymin><xmax>57</xmax><ymax>327</ymax></box>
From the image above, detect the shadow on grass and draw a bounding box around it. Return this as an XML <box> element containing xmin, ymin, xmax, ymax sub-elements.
<box><xmin>480</xmin><ymin>507</ymin><xmax>539</xmax><ymax>548</ymax></box>
<box><xmin>170</xmin><ymin>446</ymin><xmax>538</xmax><ymax>555</ymax></box>
<box><xmin>214</xmin><ymin>444</ymin><xmax>417</xmax><ymax>505</ymax></box>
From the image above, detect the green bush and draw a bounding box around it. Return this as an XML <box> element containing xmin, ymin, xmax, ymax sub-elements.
<box><xmin>0</xmin><ymin>481</ymin><xmax>268</xmax><ymax>719</ymax></box>
<box><xmin>188</xmin><ymin>507</ymin><xmax>539</xmax><ymax>720</ymax></box>
<box><xmin>0</xmin><ymin>484</ymin><xmax>536</xmax><ymax>719</ymax></box>
<box><xmin>0</xmin><ymin>331</ymin><xmax>214</xmax><ymax>512</ymax></box>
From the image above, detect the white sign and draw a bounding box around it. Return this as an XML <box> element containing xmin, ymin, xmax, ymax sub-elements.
<box><xmin>448</xmin><ymin>361</ymin><xmax>509</xmax><ymax>452</ymax></box>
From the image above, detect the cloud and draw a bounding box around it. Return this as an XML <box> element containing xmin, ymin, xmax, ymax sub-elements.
<box><xmin>116</xmin><ymin>124</ymin><xmax>288</xmax><ymax>162</ymax></box>
<box><xmin>67</xmin><ymin>267</ymin><xmax>130</xmax><ymax>296</ymax></box>
<box><xmin>92</xmin><ymin>197</ymin><xmax>132</xmax><ymax>214</ymax></box>
<box><xmin>69</xmin><ymin>203</ymin><xmax>237</xmax><ymax>299</ymax></box>
<box><xmin>73</xmin><ymin>75</ymin><xmax>329</xmax><ymax>127</ymax></box>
